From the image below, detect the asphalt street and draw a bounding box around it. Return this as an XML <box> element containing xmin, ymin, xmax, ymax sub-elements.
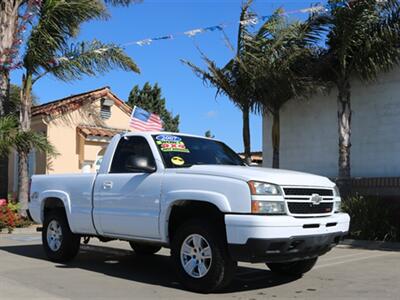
<box><xmin>1</xmin><ymin>230</ymin><xmax>399</xmax><ymax>299</ymax></box>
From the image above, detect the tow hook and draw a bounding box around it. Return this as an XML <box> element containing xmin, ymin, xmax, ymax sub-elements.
<box><xmin>83</xmin><ymin>236</ymin><xmax>91</xmax><ymax>244</ymax></box>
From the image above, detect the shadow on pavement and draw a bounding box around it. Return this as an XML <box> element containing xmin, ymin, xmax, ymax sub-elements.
<box><xmin>0</xmin><ymin>243</ymin><xmax>299</xmax><ymax>293</ymax></box>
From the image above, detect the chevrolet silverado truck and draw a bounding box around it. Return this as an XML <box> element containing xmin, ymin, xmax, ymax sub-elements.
<box><xmin>29</xmin><ymin>132</ymin><xmax>350</xmax><ymax>293</ymax></box>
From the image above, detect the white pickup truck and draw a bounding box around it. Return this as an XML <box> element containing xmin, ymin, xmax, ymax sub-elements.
<box><xmin>29</xmin><ymin>132</ymin><xmax>350</xmax><ymax>292</ymax></box>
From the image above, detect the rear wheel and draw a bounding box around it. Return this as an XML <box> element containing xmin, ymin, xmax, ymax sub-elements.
<box><xmin>267</xmin><ymin>257</ymin><xmax>318</xmax><ymax>276</ymax></box>
<box><xmin>129</xmin><ymin>242</ymin><xmax>161</xmax><ymax>255</ymax></box>
<box><xmin>171</xmin><ymin>219</ymin><xmax>236</xmax><ymax>293</ymax></box>
<box><xmin>42</xmin><ymin>210</ymin><xmax>80</xmax><ymax>262</ymax></box>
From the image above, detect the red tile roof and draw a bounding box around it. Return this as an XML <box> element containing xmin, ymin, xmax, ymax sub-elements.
<box><xmin>32</xmin><ymin>87</ymin><xmax>132</xmax><ymax>117</ymax></box>
<box><xmin>77</xmin><ymin>125</ymin><xmax>124</xmax><ymax>139</ymax></box>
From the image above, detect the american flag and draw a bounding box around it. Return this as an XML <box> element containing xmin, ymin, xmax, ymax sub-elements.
<box><xmin>129</xmin><ymin>106</ymin><xmax>164</xmax><ymax>131</ymax></box>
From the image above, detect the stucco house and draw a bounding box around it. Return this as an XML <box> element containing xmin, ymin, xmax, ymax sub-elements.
<box><xmin>262</xmin><ymin>68</ymin><xmax>400</xmax><ymax>195</ymax></box>
<box><xmin>8</xmin><ymin>87</ymin><xmax>132</xmax><ymax>194</ymax></box>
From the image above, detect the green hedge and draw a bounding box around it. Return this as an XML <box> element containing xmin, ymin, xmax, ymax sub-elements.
<box><xmin>342</xmin><ymin>196</ymin><xmax>400</xmax><ymax>242</ymax></box>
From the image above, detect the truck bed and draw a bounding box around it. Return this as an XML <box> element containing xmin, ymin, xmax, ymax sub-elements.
<box><xmin>29</xmin><ymin>173</ymin><xmax>98</xmax><ymax>235</ymax></box>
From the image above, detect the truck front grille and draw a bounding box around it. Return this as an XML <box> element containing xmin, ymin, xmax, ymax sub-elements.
<box><xmin>287</xmin><ymin>202</ymin><xmax>333</xmax><ymax>214</ymax></box>
<box><xmin>283</xmin><ymin>187</ymin><xmax>335</xmax><ymax>216</ymax></box>
<box><xmin>283</xmin><ymin>188</ymin><xmax>333</xmax><ymax>196</ymax></box>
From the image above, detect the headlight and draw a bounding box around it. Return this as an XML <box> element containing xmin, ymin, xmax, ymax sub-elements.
<box><xmin>333</xmin><ymin>185</ymin><xmax>340</xmax><ymax>197</ymax></box>
<box><xmin>334</xmin><ymin>201</ymin><xmax>342</xmax><ymax>213</ymax></box>
<box><xmin>252</xmin><ymin>200</ymin><xmax>286</xmax><ymax>214</ymax></box>
<box><xmin>248</xmin><ymin>181</ymin><xmax>282</xmax><ymax>195</ymax></box>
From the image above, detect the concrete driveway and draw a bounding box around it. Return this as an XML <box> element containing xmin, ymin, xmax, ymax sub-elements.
<box><xmin>1</xmin><ymin>230</ymin><xmax>399</xmax><ymax>299</ymax></box>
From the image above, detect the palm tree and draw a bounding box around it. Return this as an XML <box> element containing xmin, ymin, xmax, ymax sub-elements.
<box><xmin>182</xmin><ymin>0</ymin><xmax>255</xmax><ymax>163</ymax></box>
<box><xmin>0</xmin><ymin>115</ymin><xmax>57</xmax><ymax>214</ymax></box>
<box><xmin>317</xmin><ymin>0</ymin><xmax>400</xmax><ymax>189</ymax></box>
<box><xmin>17</xmin><ymin>0</ymin><xmax>141</xmax><ymax>216</ymax></box>
<box><xmin>0</xmin><ymin>0</ymin><xmax>23</xmax><ymax>200</ymax></box>
<box><xmin>246</xmin><ymin>11</ymin><xmax>325</xmax><ymax>168</ymax></box>
<box><xmin>0</xmin><ymin>0</ymin><xmax>141</xmax><ymax>204</ymax></box>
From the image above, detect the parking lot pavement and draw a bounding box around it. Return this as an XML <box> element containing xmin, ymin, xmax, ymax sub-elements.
<box><xmin>1</xmin><ymin>231</ymin><xmax>400</xmax><ymax>300</ymax></box>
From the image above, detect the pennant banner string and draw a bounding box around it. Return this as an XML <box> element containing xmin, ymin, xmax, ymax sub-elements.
<box><xmin>0</xmin><ymin>4</ymin><xmax>327</xmax><ymax>72</ymax></box>
<box><xmin>125</xmin><ymin>5</ymin><xmax>326</xmax><ymax>47</ymax></box>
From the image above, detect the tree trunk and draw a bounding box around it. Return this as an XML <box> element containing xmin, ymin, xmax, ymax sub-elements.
<box><xmin>20</xmin><ymin>73</ymin><xmax>32</xmax><ymax>131</ymax></box>
<box><xmin>337</xmin><ymin>80</ymin><xmax>352</xmax><ymax>196</ymax></box>
<box><xmin>242</xmin><ymin>105</ymin><xmax>251</xmax><ymax>164</ymax></box>
<box><xmin>17</xmin><ymin>150</ymin><xmax>29</xmax><ymax>216</ymax></box>
<box><xmin>0</xmin><ymin>152</ymin><xmax>9</xmax><ymax>199</ymax></box>
<box><xmin>0</xmin><ymin>71</ymin><xmax>10</xmax><ymax>199</ymax></box>
<box><xmin>337</xmin><ymin>81</ymin><xmax>351</xmax><ymax>178</ymax></box>
<box><xmin>0</xmin><ymin>0</ymin><xmax>20</xmax><ymax>114</ymax></box>
<box><xmin>17</xmin><ymin>73</ymin><xmax>33</xmax><ymax>217</ymax></box>
<box><xmin>0</xmin><ymin>0</ymin><xmax>21</xmax><ymax>200</ymax></box>
<box><xmin>272</xmin><ymin>109</ymin><xmax>280</xmax><ymax>169</ymax></box>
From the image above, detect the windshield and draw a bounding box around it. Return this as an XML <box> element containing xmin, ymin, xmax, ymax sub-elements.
<box><xmin>152</xmin><ymin>134</ymin><xmax>245</xmax><ymax>168</ymax></box>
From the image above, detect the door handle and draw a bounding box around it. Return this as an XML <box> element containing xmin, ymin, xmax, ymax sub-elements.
<box><xmin>103</xmin><ymin>181</ymin><xmax>113</xmax><ymax>189</ymax></box>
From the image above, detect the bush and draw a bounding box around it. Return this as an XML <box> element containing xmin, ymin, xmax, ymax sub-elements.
<box><xmin>342</xmin><ymin>196</ymin><xmax>400</xmax><ymax>242</ymax></box>
<box><xmin>0</xmin><ymin>200</ymin><xmax>32</xmax><ymax>233</ymax></box>
<box><xmin>0</xmin><ymin>205</ymin><xmax>17</xmax><ymax>233</ymax></box>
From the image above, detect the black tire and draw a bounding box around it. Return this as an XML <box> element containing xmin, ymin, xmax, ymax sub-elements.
<box><xmin>171</xmin><ymin>219</ymin><xmax>237</xmax><ymax>293</ymax></box>
<box><xmin>267</xmin><ymin>257</ymin><xmax>318</xmax><ymax>276</ymax></box>
<box><xmin>129</xmin><ymin>242</ymin><xmax>161</xmax><ymax>255</ymax></box>
<box><xmin>42</xmin><ymin>210</ymin><xmax>80</xmax><ymax>263</ymax></box>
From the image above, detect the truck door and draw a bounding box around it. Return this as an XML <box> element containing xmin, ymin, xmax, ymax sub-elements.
<box><xmin>93</xmin><ymin>136</ymin><xmax>162</xmax><ymax>239</ymax></box>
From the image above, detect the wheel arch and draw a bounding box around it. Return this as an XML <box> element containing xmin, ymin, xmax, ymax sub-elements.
<box><xmin>40</xmin><ymin>191</ymin><xmax>71</xmax><ymax>224</ymax></box>
<box><xmin>165</xmin><ymin>199</ymin><xmax>227</xmax><ymax>245</ymax></box>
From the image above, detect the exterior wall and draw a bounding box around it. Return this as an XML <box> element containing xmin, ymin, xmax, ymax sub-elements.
<box><xmin>263</xmin><ymin>68</ymin><xmax>400</xmax><ymax>178</ymax></box>
<box><xmin>32</xmin><ymin>119</ymin><xmax>48</xmax><ymax>175</ymax></box>
<box><xmin>46</xmin><ymin>100</ymin><xmax>131</xmax><ymax>174</ymax></box>
<box><xmin>82</xmin><ymin>141</ymin><xmax>108</xmax><ymax>172</ymax></box>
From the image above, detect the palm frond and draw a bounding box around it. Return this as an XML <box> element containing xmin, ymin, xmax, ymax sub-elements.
<box><xmin>36</xmin><ymin>40</ymin><xmax>139</xmax><ymax>82</ymax></box>
<box><xmin>0</xmin><ymin>116</ymin><xmax>19</xmax><ymax>157</ymax></box>
<box><xmin>13</xmin><ymin>131</ymin><xmax>58</xmax><ymax>156</ymax></box>
<box><xmin>0</xmin><ymin>116</ymin><xmax>57</xmax><ymax>157</ymax></box>
<box><xmin>24</xmin><ymin>0</ymin><xmax>108</xmax><ymax>73</ymax></box>
<box><xmin>244</xmin><ymin>10</ymin><xmax>326</xmax><ymax>112</ymax></box>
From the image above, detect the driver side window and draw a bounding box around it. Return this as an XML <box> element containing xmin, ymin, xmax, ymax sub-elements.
<box><xmin>110</xmin><ymin>136</ymin><xmax>156</xmax><ymax>173</ymax></box>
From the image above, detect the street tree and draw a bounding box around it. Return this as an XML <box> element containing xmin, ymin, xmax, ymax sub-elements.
<box><xmin>17</xmin><ymin>0</ymin><xmax>140</xmax><ymax>216</ymax></box>
<box><xmin>247</xmin><ymin>10</ymin><xmax>325</xmax><ymax>168</ymax></box>
<box><xmin>127</xmin><ymin>82</ymin><xmax>180</xmax><ymax>132</ymax></box>
<box><xmin>317</xmin><ymin>0</ymin><xmax>400</xmax><ymax>189</ymax></box>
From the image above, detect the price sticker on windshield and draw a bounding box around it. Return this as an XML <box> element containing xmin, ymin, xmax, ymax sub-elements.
<box><xmin>155</xmin><ymin>135</ymin><xmax>190</xmax><ymax>153</ymax></box>
<box><xmin>160</xmin><ymin>141</ymin><xmax>190</xmax><ymax>153</ymax></box>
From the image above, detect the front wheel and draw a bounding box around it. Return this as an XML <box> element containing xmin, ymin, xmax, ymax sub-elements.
<box><xmin>42</xmin><ymin>210</ymin><xmax>80</xmax><ymax>262</ymax></box>
<box><xmin>171</xmin><ymin>219</ymin><xmax>237</xmax><ymax>293</ymax></box>
<box><xmin>267</xmin><ymin>257</ymin><xmax>318</xmax><ymax>276</ymax></box>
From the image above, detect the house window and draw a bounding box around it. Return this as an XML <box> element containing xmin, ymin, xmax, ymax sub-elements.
<box><xmin>100</xmin><ymin>98</ymin><xmax>114</xmax><ymax>119</ymax></box>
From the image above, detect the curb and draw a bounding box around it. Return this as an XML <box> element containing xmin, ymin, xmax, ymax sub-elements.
<box><xmin>0</xmin><ymin>225</ymin><xmax>40</xmax><ymax>235</ymax></box>
<box><xmin>339</xmin><ymin>239</ymin><xmax>400</xmax><ymax>251</ymax></box>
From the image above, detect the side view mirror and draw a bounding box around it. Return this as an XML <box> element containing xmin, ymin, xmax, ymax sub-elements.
<box><xmin>125</xmin><ymin>155</ymin><xmax>156</xmax><ymax>173</ymax></box>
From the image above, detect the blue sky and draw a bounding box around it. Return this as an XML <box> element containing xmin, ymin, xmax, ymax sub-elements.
<box><xmin>10</xmin><ymin>0</ymin><xmax>325</xmax><ymax>152</ymax></box>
